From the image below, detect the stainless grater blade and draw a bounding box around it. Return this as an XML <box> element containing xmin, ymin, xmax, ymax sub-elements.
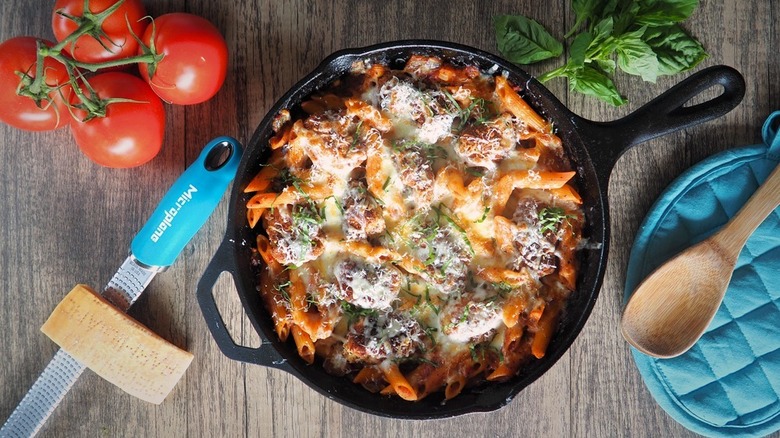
<box><xmin>1</xmin><ymin>255</ymin><xmax>161</xmax><ymax>438</ymax></box>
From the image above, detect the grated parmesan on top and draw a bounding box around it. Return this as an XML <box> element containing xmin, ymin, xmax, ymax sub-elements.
<box><xmin>253</xmin><ymin>55</ymin><xmax>585</xmax><ymax>399</ymax></box>
<box><xmin>333</xmin><ymin>256</ymin><xmax>401</xmax><ymax>310</ymax></box>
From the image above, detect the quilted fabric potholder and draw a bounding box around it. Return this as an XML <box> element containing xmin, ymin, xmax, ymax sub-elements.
<box><xmin>623</xmin><ymin>111</ymin><xmax>780</xmax><ymax>438</ymax></box>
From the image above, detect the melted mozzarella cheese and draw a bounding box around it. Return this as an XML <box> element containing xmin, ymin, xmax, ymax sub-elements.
<box><xmin>253</xmin><ymin>57</ymin><xmax>584</xmax><ymax>394</ymax></box>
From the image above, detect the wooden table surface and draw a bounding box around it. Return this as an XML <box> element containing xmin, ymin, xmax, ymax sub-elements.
<box><xmin>1</xmin><ymin>1</ymin><xmax>777</xmax><ymax>436</ymax></box>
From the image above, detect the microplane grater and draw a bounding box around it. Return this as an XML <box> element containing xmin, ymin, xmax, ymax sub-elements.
<box><xmin>0</xmin><ymin>137</ymin><xmax>242</xmax><ymax>437</ymax></box>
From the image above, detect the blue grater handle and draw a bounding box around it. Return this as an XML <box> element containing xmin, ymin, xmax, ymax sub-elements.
<box><xmin>130</xmin><ymin>136</ymin><xmax>243</xmax><ymax>268</ymax></box>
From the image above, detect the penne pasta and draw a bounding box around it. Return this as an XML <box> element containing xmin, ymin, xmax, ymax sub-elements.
<box><xmin>245</xmin><ymin>150</ymin><xmax>285</xmax><ymax>193</ymax></box>
<box><xmin>494</xmin><ymin>75</ymin><xmax>547</xmax><ymax>132</ymax></box>
<box><xmin>291</xmin><ymin>325</ymin><xmax>315</xmax><ymax>364</ymax></box>
<box><xmin>492</xmin><ymin>170</ymin><xmax>576</xmax><ymax>214</ymax></box>
<box><xmin>549</xmin><ymin>184</ymin><xmax>583</xmax><ymax>205</ymax></box>
<box><xmin>246</xmin><ymin>54</ymin><xmax>584</xmax><ymax>402</ymax></box>
<box><xmin>380</xmin><ymin>362</ymin><xmax>418</xmax><ymax>401</ymax></box>
<box><xmin>247</xmin><ymin>207</ymin><xmax>264</xmax><ymax>229</ymax></box>
<box><xmin>257</xmin><ymin>267</ymin><xmax>292</xmax><ymax>341</ymax></box>
<box><xmin>246</xmin><ymin>182</ymin><xmax>332</xmax><ymax>210</ymax></box>
<box><xmin>531</xmin><ymin>301</ymin><xmax>562</xmax><ymax>359</ymax></box>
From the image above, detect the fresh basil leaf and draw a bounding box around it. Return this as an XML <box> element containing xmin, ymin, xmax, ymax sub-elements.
<box><xmin>595</xmin><ymin>58</ymin><xmax>617</xmax><ymax>75</ymax></box>
<box><xmin>636</xmin><ymin>0</ymin><xmax>699</xmax><ymax>27</ymax></box>
<box><xmin>568</xmin><ymin>0</ymin><xmax>602</xmax><ymax>37</ymax></box>
<box><xmin>592</xmin><ymin>16</ymin><xmax>614</xmax><ymax>42</ymax></box>
<box><xmin>644</xmin><ymin>25</ymin><xmax>707</xmax><ymax>75</ymax></box>
<box><xmin>588</xmin><ymin>16</ymin><xmax>616</xmax><ymax>59</ymax></box>
<box><xmin>569</xmin><ymin>32</ymin><xmax>593</xmax><ymax>67</ymax></box>
<box><xmin>615</xmin><ymin>27</ymin><xmax>659</xmax><ymax>82</ymax></box>
<box><xmin>599</xmin><ymin>0</ymin><xmax>620</xmax><ymax>19</ymax></box>
<box><xmin>612</xmin><ymin>1</ymin><xmax>641</xmax><ymax>35</ymax></box>
<box><xmin>567</xmin><ymin>65</ymin><xmax>627</xmax><ymax>106</ymax></box>
<box><xmin>494</xmin><ymin>15</ymin><xmax>563</xmax><ymax>64</ymax></box>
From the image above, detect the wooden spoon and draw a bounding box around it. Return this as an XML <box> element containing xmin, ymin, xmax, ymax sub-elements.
<box><xmin>621</xmin><ymin>163</ymin><xmax>780</xmax><ymax>358</ymax></box>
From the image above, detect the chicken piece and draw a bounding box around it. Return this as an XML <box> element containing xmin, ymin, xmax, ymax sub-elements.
<box><xmin>379</xmin><ymin>76</ymin><xmax>430</xmax><ymax>124</ymax></box>
<box><xmin>298</xmin><ymin>110</ymin><xmax>367</xmax><ymax>173</ymax></box>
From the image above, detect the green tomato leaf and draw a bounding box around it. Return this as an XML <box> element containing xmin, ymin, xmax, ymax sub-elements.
<box><xmin>636</xmin><ymin>0</ymin><xmax>699</xmax><ymax>27</ymax></box>
<box><xmin>569</xmin><ymin>32</ymin><xmax>593</xmax><ymax>67</ymax></box>
<box><xmin>616</xmin><ymin>27</ymin><xmax>659</xmax><ymax>82</ymax></box>
<box><xmin>494</xmin><ymin>15</ymin><xmax>563</xmax><ymax>64</ymax></box>
<box><xmin>567</xmin><ymin>65</ymin><xmax>627</xmax><ymax>106</ymax></box>
<box><xmin>644</xmin><ymin>24</ymin><xmax>707</xmax><ymax>75</ymax></box>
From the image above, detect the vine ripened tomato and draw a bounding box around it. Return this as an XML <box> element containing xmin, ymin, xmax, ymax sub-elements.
<box><xmin>70</xmin><ymin>72</ymin><xmax>165</xmax><ymax>168</ymax></box>
<box><xmin>0</xmin><ymin>37</ymin><xmax>71</xmax><ymax>131</ymax></box>
<box><xmin>138</xmin><ymin>13</ymin><xmax>228</xmax><ymax>105</ymax></box>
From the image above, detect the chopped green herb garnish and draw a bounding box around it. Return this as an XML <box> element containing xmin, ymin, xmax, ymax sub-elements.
<box><xmin>475</xmin><ymin>206</ymin><xmax>491</xmax><ymax>223</ymax></box>
<box><xmin>290</xmin><ymin>203</ymin><xmax>324</xmax><ymax>261</ymax></box>
<box><xmin>323</xmin><ymin>195</ymin><xmax>344</xmax><ymax>214</ymax></box>
<box><xmin>350</xmin><ymin>120</ymin><xmax>363</xmax><ymax>150</ymax></box>
<box><xmin>469</xmin><ymin>343</ymin><xmax>505</xmax><ymax>363</ymax></box>
<box><xmin>538</xmin><ymin>206</ymin><xmax>575</xmax><ymax>234</ymax></box>
<box><xmin>274</xmin><ymin>280</ymin><xmax>292</xmax><ymax>302</ymax></box>
<box><xmin>439</xmin><ymin>257</ymin><xmax>453</xmax><ymax>277</ymax></box>
<box><xmin>402</xmin><ymin>282</ymin><xmax>422</xmax><ymax>306</ymax></box>
<box><xmin>465</xmin><ymin>167</ymin><xmax>486</xmax><ymax>177</ymax></box>
<box><xmin>442</xmin><ymin>90</ymin><xmax>491</xmax><ymax>130</ymax></box>
<box><xmin>433</xmin><ymin>205</ymin><xmax>475</xmax><ymax>256</ymax></box>
<box><xmin>423</xmin><ymin>326</ymin><xmax>439</xmax><ymax>347</ymax></box>
<box><xmin>424</xmin><ymin>286</ymin><xmax>439</xmax><ymax>315</ymax></box>
<box><xmin>392</xmin><ymin>139</ymin><xmax>448</xmax><ymax>162</ymax></box>
<box><xmin>382</xmin><ymin>176</ymin><xmax>392</xmax><ymax>191</ymax></box>
<box><xmin>494</xmin><ymin>281</ymin><xmax>514</xmax><ymax>297</ymax></box>
<box><xmin>340</xmin><ymin>301</ymin><xmax>378</xmax><ymax>324</ymax></box>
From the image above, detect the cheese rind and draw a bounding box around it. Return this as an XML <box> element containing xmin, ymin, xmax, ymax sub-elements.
<box><xmin>40</xmin><ymin>284</ymin><xmax>193</xmax><ymax>405</ymax></box>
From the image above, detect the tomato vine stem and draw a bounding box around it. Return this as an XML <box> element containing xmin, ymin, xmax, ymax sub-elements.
<box><xmin>18</xmin><ymin>0</ymin><xmax>161</xmax><ymax>121</ymax></box>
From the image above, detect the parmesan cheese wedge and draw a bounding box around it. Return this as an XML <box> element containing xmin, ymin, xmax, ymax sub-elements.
<box><xmin>40</xmin><ymin>284</ymin><xmax>193</xmax><ymax>405</ymax></box>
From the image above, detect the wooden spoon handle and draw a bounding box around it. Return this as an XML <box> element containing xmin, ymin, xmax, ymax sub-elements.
<box><xmin>716</xmin><ymin>163</ymin><xmax>780</xmax><ymax>250</ymax></box>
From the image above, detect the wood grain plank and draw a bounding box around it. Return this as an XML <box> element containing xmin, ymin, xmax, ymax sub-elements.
<box><xmin>0</xmin><ymin>1</ymin><xmax>777</xmax><ymax>437</ymax></box>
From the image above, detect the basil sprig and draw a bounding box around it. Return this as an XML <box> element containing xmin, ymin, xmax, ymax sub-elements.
<box><xmin>494</xmin><ymin>0</ymin><xmax>707</xmax><ymax>106</ymax></box>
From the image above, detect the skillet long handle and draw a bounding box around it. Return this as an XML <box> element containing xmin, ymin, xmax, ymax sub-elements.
<box><xmin>572</xmin><ymin>65</ymin><xmax>745</xmax><ymax>184</ymax></box>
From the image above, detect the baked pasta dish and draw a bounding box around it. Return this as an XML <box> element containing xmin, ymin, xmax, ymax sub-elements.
<box><xmin>245</xmin><ymin>55</ymin><xmax>584</xmax><ymax>402</ymax></box>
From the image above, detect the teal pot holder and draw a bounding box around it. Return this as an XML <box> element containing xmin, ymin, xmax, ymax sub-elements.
<box><xmin>623</xmin><ymin>111</ymin><xmax>780</xmax><ymax>437</ymax></box>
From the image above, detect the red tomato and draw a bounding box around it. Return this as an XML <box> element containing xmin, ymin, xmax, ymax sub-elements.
<box><xmin>0</xmin><ymin>37</ymin><xmax>71</xmax><ymax>131</ymax></box>
<box><xmin>52</xmin><ymin>0</ymin><xmax>147</xmax><ymax>64</ymax></box>
<box><xmin>70</xmin><ymin>72</ymin><xmax>165</xmax><ymax>168</ymax></box>
<box><xmin>138</xmin><ymin>13</ymin><xmax>228</xmax><ymax>105</ymax></box>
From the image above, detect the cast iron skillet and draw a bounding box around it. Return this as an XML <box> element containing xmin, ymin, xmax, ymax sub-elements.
<box><xmin>196</xmin><ymin>40</ymin><xmax>745</xmax><ymax>419</ymax></box>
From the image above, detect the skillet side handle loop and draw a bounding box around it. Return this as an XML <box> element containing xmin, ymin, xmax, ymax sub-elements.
<box><xmin>196</xmin><ymin>239</ymin><xmax>285</xmax><ymax>367</ymax></box>
<box><xmin>578</xmin><ymin>65</ymin><xmax>746</xmax><ymax>182</ymax></box>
